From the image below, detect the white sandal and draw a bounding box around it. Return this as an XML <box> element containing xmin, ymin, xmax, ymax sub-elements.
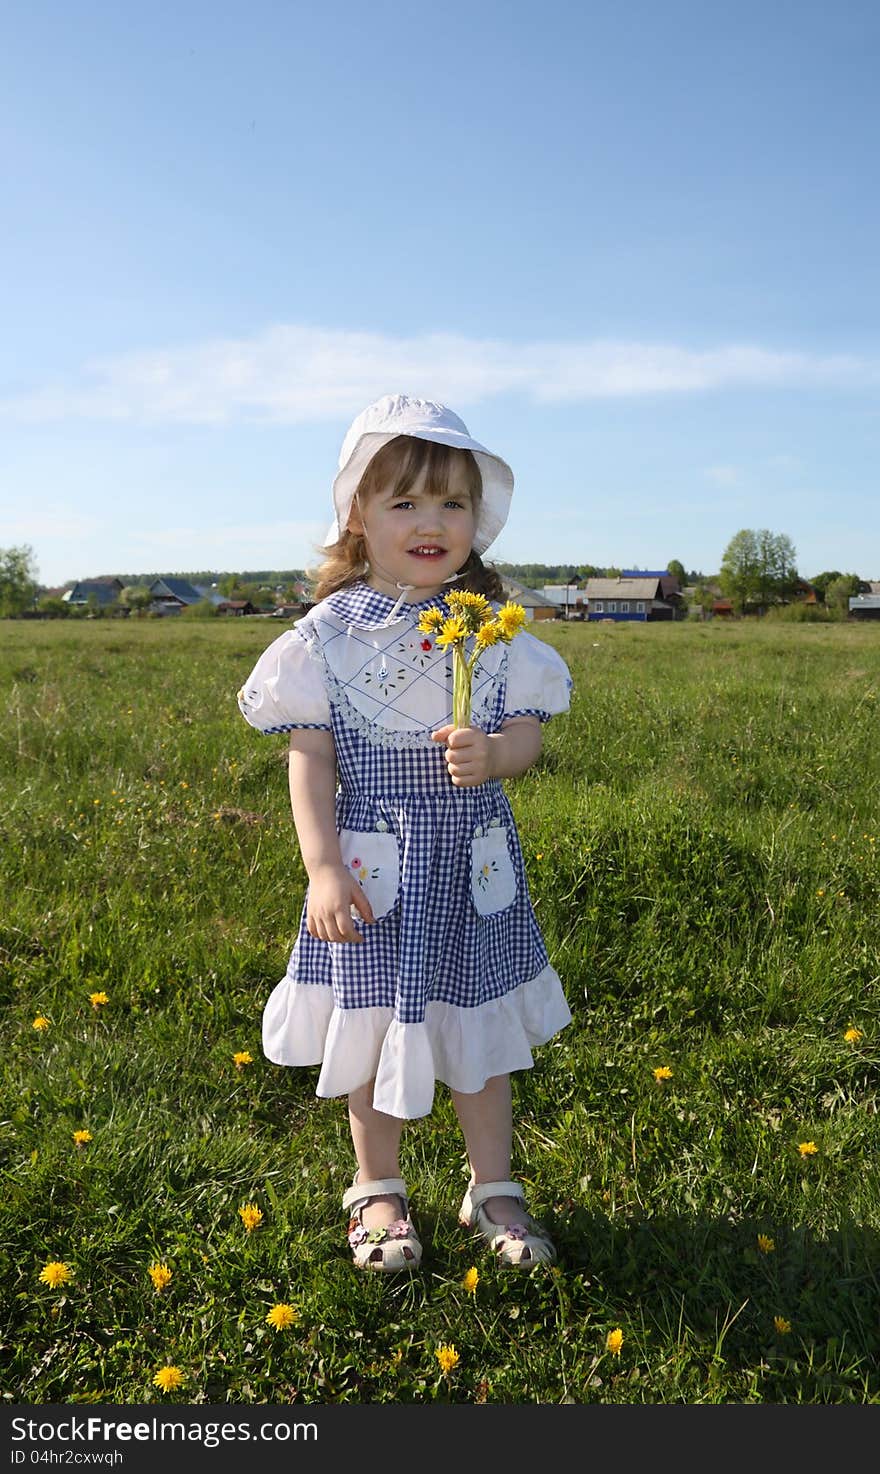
<box><xmin>459</xmin><ymin>1179</ymin><xmax>556</xmax><ymax>1267</ymax></box>
<box><xmin>343</xmin><ymin>1177</ymin><xmax>422</xmax><ymax>1273</ymax></box>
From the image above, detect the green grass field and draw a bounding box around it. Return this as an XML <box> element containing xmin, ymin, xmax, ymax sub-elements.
<box><xmin>2</xmin><ymin>614</ymin><xmax>879</xmax><ymax>1404</ymax></box>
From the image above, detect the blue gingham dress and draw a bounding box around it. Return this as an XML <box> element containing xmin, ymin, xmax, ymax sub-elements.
<box><xmin>237</xmin><ymin>582</ymin><xmax>573</xmax><ymax>1118</ymax></box>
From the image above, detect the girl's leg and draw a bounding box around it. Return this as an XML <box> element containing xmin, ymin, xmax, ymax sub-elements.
<box><xmin>348</xmin><ymin>1079</ymin><xmax>406</xmax><ymax>1232</ymax></box>
<box><xmin>449</xmin><ymin>1073</ymin><xmax>530</xmax><ymax>1227</ymax></box>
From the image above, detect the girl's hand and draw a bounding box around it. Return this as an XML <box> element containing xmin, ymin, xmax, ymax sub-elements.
<box><xmin>430</xmin><ymin>724</ymin><xmax>493</xmax><ymax>786</ymax></box>
<box><xmin>306</xmin><ymin>862</ymin><xmax>375</xmax><ymax>943</ymax></box>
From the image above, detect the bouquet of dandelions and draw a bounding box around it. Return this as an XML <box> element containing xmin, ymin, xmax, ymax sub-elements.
<box><xmin>417</xmin><ymin>590</ymin><xmax>527</xmax><ymax>728</ymax></box>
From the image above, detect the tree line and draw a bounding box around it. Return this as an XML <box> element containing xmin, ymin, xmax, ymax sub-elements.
<box><xmin>1</xmin><ymin>535</ymin><xmax>870</xmax><ymax>618</ymax></box>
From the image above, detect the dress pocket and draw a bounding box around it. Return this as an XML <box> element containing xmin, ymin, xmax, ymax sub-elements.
<box><xmin>470</xmin><ymin>825</ymin><xmax>518</xmax><ymax>917</ymax></box>
<box><xmin>339</xmin><ymin>828</ymin><xmax>400</xmax><ymax>921</ymax></box>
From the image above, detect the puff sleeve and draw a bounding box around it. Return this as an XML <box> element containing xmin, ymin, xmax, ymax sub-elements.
<box><xmin>236</xmin><ymin>626</ymin><xmax>331</xmax><ymax>734</ymax></box>
<box><xmin>502</xmin><ymin>629</ymin><xmax>572</xmax><ymax>723</ymax></box>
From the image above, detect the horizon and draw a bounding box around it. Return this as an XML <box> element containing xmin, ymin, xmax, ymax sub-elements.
<box><xmin>4</xmin><ymin>2</ymin><xmax>879</xmax><ymax>586</ymax></box>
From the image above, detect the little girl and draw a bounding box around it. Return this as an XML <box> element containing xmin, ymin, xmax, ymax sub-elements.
<box><xmin>237</xmin><ymin>393</ymin><xmax>573</xmax><ymax>1271</ymax></box>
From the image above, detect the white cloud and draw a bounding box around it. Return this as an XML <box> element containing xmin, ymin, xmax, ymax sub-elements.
<box><xmin>1</xmin><ymin>326</ymin><xmax>877</xmax><ymax>425</ymax></box>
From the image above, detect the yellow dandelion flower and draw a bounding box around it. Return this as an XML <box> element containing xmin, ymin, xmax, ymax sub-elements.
<box><xmin>32</xmin><ymin>1015</ymin><xmax>50</xmax><ymax>1031</ymax></box>
<box><xmin>239</xmin><ymin>1202</ymin><xmax>263</xmax><ymax>1232</ymax></box>
<box><xmin>446</xmin><ymin>589</ymin><xmax>491</xmax><ymax>613</ymax></box>
<box><xmin>462</xmin><ymin>1266</ymin><xmax>479</xmax><ymax>1294</ymax></box>
<box><xmin>72</xmin><ymin>1130</ymin><xmax>92</xmax><ymax>1147</ymax></box>
<box><xmin>38</xmin><ymin>1260</ymin><xmax>72</xmax><ymax>1289</ymax></box>
<box><xmin>495</xmin><ymin>602</ymin><xmax>527</xmax><ymax>640</ymax></box>
<box><xmin>474</xmin><ymin>620</ymin><xmax>501</xmax><ymax>649</ymax></box>
<box><xmin>844</xmin><ymin>1026</ymin><xmax>863</xmax><ymax>1043</ymax></box>
<box><xmin>153</xmin><ymin>1365</ymin><xmax>184</xmax><ymax>1391</ymax></box>
<box><xmin>606</xmin><ymin>1328</ymin><xmax>624</xmax><ymax>1356</ymax></box>
<box><xmin>266</xmin><ymin>1302</ymin><xmax>298</xmax><ymax>1331</ymax></box>
<box><xmin>435</xmin><ymin>1343</ymin><xmax>460</xmax><ymax>1375</ymax></box>
<box><xmin>435</xmin><ymin>616</ymin><xmax>468</xmax><ymax>650</ymax></box>
<box><xmin>416</xmin><ymin>607</ymin><xmax>446</xmax><ymax>634</ymax></box>
<box><xmin>757</xmin><ymin>1234</ymin><xmax>775</xmax><ymax>1254</ymax></box>
<box><xmin>653</xmin><ymin>1065</ymin><xmax>673</xmax><ymax>1082</ymax></box>
<box><xmin>148</xmin><ymin>1262</ymin><xmax>172</xmax><ymax>1293</ymax></box>
<box><xmin>446</xmin><ymin>590</ymin><xmax>492</xmax><ymax>629</ymax></box>
<box><xmin>798</xmin><ymin>1141</ymin><xmax>819</xmax><ymax>1157</ymax></box>
<box><xmin>233</xmin><ymin>1050</ymin><xmax>254</xmax><ymax>1069</ymax></box>
<box><xmin>88</xmin><ymin>991</ymin><xmax>109</xmax><ymax>1009</ymax></box>
<box><xmin>815</xmin><ymin>888</ymin><xmax>825</xmax><ymax>897</ymax></box>
<box><xmin>774</xmin><ymin>1316</ymin><xmax>792</xmax><ymax>1335</ymax></box>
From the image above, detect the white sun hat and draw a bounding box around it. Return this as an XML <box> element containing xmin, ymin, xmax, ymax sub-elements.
<box><xmin>325</xmin><ymin>393</ymin><xmax>514</xmax><ymax>556</ymax></box>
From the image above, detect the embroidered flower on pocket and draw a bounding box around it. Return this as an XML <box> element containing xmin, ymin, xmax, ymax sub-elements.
<box><xmin>470</xmin><ymin>827</ymin><xmax>517</xmax><ymax>916</ymax></box>
<box><xmin>340</xmin><ymin>828</ymin><xmax>400</xmax><ymax>921</ymax></box>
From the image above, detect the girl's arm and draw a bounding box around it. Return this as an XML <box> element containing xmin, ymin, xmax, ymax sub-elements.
<box><xmin>430</xmin><ymin>716</ymin><xmax>542</xmax><ymax>787</ymax></box>
<box><xmin>287</xmin><ymin>729</ymin><xmax>374</xmax><ymax>943</ymax></box>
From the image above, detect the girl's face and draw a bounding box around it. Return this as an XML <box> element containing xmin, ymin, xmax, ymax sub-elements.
<box><xmin>347</xmin><ymin>454</ymin><xmax>477</xmax><ymax>599</ymax></box>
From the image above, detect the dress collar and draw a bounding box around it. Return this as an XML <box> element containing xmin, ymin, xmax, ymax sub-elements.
<box><xmin>324</xmin><ymin>581</ymin><xmax>451</xmax><ymax>633</ymax></box>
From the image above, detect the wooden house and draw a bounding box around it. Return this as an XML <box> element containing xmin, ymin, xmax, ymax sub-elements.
<box><xmin>583</xmin><ymin>575</ymin><xmax>683</xmax><ymax>622</ymax></box>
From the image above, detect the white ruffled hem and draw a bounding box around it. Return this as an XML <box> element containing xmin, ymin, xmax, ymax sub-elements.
<box><xmin>261</xmin><ymin>966</ymin><xmax>572</xmax><ymax>1119</ymax></box>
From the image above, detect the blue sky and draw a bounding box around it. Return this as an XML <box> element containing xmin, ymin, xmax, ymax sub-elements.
<box><xmin>2</xmin><ymin>0</ymin><xmax>878</xmax><ymax>587</ymax></box>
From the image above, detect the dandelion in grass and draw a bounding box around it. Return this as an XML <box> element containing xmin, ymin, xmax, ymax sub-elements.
<box><xmin>88</xmin><ymin>991</ymin><xmax>109</xmax><ymax>1010</ymax></box>
<box><xmin>239</xmin><ymin>1203</ymin><xmax>263</xmax><ymax>1232</ymax></box>
<box><xmin>606</xmin><ymin>1328</ymin><xmax>624</xmax><ymax>1356</ymax></box>
<box><xmin>652</xmin><ymin>1065</ymin><xmax>673</xmax><ymax>1082</ymax></box>
<box><xmin>462</xmin><ymin>1266</ymin><xmax>479</xmax><ymax>1294</ymax></box>
<box><xmin>233</xmin><ymin>1050</ymin><xmax>254</xmax><ymax>1069</ymax></box>
<box><xmin>148</xmin><ymin>1262</ymin><xmax>172</xmax><ymax>1293</ymax></box>
<box><xmin>418</xmin><ymin>592</ymin><xmax>527</xmax><ymax>728</ymax></box>
<box><xmin>153</xmin><ymin>1365</ymin><xmax>184</xmax><ymax>1392</ymax></box>
<box><xmin>38</xmin><ymin>1261</ymin><xmax>72</xmax><ymax>1289</ymax></box>
<box><xmin>815</xmin><ymin>888</ymin><xmax>825</xmax><ymax>897</ymax></box>
<box><xmin>72</xmin><ymin>1130</ymin><xmax>92</xmax><ymax>1148</ymax></box>
<box><xmin>32</xmin><ymin>1015</ymin><xmax>50</xmax><ymax>1031</ymax></box>
<box><xmin>266</xmin><ymin>1302</ymin><xmax>298</xmax><ymax>1331</ymax></box>
<box><xmin>757</xmin><ymin>1234</ymin><xmax>775</xmax><ymax>1254</ymax></box>
<box><xmin>435</xmin><ymin>1343</ymin><xmax>460</xmax><ymax>1375</ymax></box>
<box><xmin>774</xmin><ymin>1316</ymin><xmax>792</xmax><ymax>1336</ymax></box>
<box><xmin>798</xmin><ymin>1141</ymin><xmax>819</xmax><ymax>1157</ymax></box>
<box><xmin>844</xmin><ymin>1026</ymin><xmax>863</xmax><ymax>1043</ymax></box>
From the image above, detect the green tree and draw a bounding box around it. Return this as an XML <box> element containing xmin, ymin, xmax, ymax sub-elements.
<box><xmin>824</xmin><ymin>573</ymin><xmax>861</xmax><ymax>615</ymax></box>
<box><xmin>0</xmin><ymin>544</ymin><xmax>39</xmax><ymax>616</ymax></box>
<box><xmin>719</xmin><ymin>529</ymin><xmax>797</xmax><ymax>613</ymax></box>
<box><xmin>691</xmin><ymin>583</ymin><xmax>714</xmax><ymax>617</ymax></box>
<box><xmin>666</xmin><ymin>559</ymin><xmax>686</xmax><ymax>584</ymax></box>
<box><xmin>179</xmin><ymin>597</ymin><xmax>219</xmax><ymax>619</ymax></box>
<box><xmin>36</xmin><ymin>595</ymin><xmax>70</xmax><ymax>618</ymax></box>
<box><xmin>809</xmin><ymin>571</ymin><xmax>844</xmax><ymax>604</ymax></box>
<box><xmin>119</xmin><ymin>585</ymin><xmax>153</xmax><ymax>614</ymax></box>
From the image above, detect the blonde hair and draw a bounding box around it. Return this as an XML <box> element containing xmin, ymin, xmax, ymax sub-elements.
<box><xmin>313</xmin><ymin>435</ymin><xmax>505</xmax><ymax>602</ymax></box>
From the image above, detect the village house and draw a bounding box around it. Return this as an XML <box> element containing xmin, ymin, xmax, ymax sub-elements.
<box><xmin>499</xmin><ymin>576</ymin><xmax>560</xmax><ymax>622</ymax></box>
<box><xmin>62</xmin><ymin>577</ymin><xmax>125</xmax><ymax>609</ymax></box>
<box><xmin>849</xmin><ymin>592</ymin><xmax>880</xmax><ymax>620</ymax></box>
<box><xmin>539</xmin><ymin>583</ymin><xmax>585</xmax><ymax>619</ymax></box>
<box><xmin>583</xmin><ymin>573</ymin><xmax>684</xmax><ymax>622</ymax></box>
<box><xmin>217</xmin><ymin>598</ymin><xmax>256</xmax><ymax>616</ymax></box>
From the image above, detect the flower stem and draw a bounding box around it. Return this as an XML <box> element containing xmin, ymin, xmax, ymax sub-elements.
<box><xmin>452</xmin><ymin>644</ymin><xmax>471</xmax><ymax>728</ymax></box>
